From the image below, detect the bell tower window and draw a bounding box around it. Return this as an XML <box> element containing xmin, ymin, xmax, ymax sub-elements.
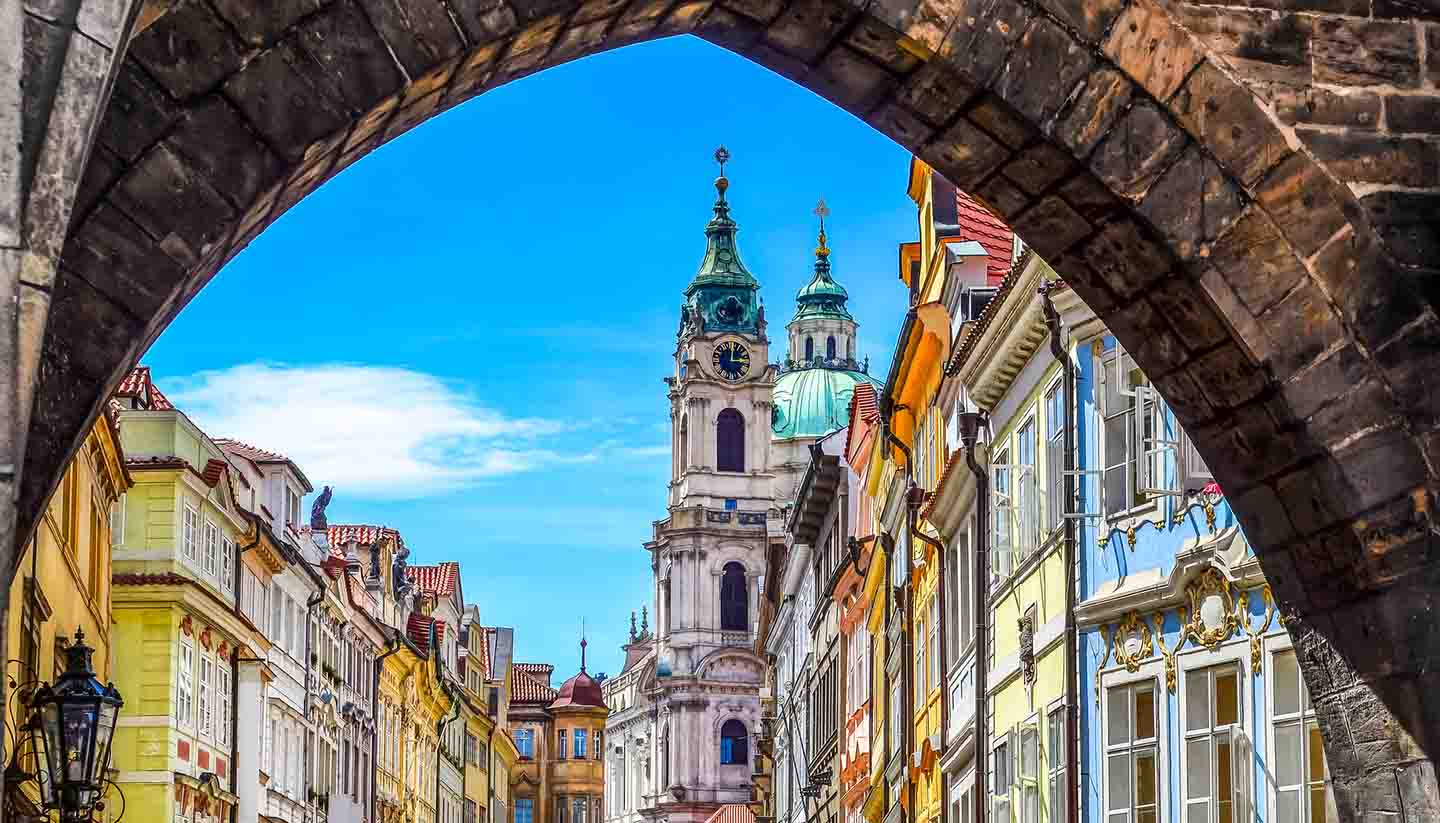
<box><xmin>720</xmin><ymin>563</ymin><xmax>748</xmax><ymax>631</ymax></box>
<box><xmin>717</xmin><ymin>409</ymin><xmax>745</xmax><ymax>473</ymax></box>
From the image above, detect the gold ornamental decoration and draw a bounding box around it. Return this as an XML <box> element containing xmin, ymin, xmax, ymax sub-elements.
<box><xmin>1112</xmin><ymin>611</ymin><xmax>1154</xmax><ymax>673</ymax></box>
<box><xmin>1182</xmin><ymin>567</ymin><xmax>1240</xmax><ymax>651</ymax></box>
<box><xmin>1154</xmin><ymin>610</ymin><xmax>1188</xmax><ymax>693</ymax></box>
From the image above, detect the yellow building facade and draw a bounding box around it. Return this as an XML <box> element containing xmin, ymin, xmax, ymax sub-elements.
<box><xmin>5</xmin><ymin>416</ymin><xmax>129</xmax><ymax>818</ymax></box>
<box><xmin>109</xmin><ymin>374</ymin><xmax>268</xmax><ymax>823</ymax></box>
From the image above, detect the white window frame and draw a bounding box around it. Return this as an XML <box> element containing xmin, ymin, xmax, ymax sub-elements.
<box><xmin>1102</xmin><ymin>669</ymin><xmax>1163</xmax><ymax>823</ymax></box>
<box><xmin>1266</xmin><ymin>638</ymin><xmax>1338</xmax><ymax>823</ymax></box>
<box><xmin>1180</xmin><ymin>659</ymin><xmax>1250</xmax><ymax>823</ymax></box>
<box><xmin>182</xmin><ymin>503</ymin><xmax>200</xmax><ymax>566</ymax></box>
<box><xmin>176</xmin><ymin>636</ymin><xmax>195</xmax><ymax>729</ymax></box>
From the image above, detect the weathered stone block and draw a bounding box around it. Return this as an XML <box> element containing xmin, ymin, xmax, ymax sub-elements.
<box><xmin>1088</xmin><ymin>100</ymin><xmax>1187</xmax><ymax>202</ymax></box>
<box><xmin>938</xmin><ymin>0</ymin><xmax>1030</xmax><ymax>86</ymax></box>
<box><xmin>1275</xmin><ymin>87</ymin><xmax>1379</xmax><ymax>129</ymax></box>
<box><xmin>1209</xmin><ymin>207</ymin><xmax>1307</xmax><ymax>316</ymax></box>
<box><xmin>1011</xmin><ymin>196</ymin><xmax>1090</xmax><ymax>260</ymax></box>
<box><xmin>995</xmin><ymin>18</ymin><xmax>1092</xmax><ymax>127</ymax></box>
<box><xmin>1301</xmin><ymin>129</ymin><xmax>1438</xmax><ymax>187</ymax></box>
<box><xmin>1103</xmin><ymin>0</ymin><xmax>1201</xmax><ymax>102</ymax></box>
<box><xmin>1035</xmin><ymin>0</ymin><xmax>1121</xmax><ymax>42</ymax></box>
<box><xmin>926</xmin><ymin>116</ymin><xmax>1009</xmax><ymax>188</ymax></box>
<box><xmin>764</xmin><ymin>0</ymin><xmax>858</xmax><ymax>62</ymax></box>
<box><xmin>223</xmin><ymin>44</ymin><xmax>349</xmax><ymax>162</ymax></box>
<box><xmin>1077</xmin><ymin>218</ymin><xmax>1172</xmax><ymax>299</ymax></box>
<box><xmin>1255</xmin><ymin>151</ymin><xmax>1349</xmax><ymax>259</ymax></box>
<box><xmin>1137</xmin><ymin>146</ymin><xmax>1245</xmax><ymax>262</ymax></box>
<box><xmin>895</xmin><ymin>61</ymin><xmax>978</xmax><ymax>127</ymax></box>
<box><xmin>128</xmin><ymin>0</ymin><xmax>249</xmax><ymax>99</ymax></box>
<box><xmin>1363</xmin><ymin>190</ymin><xmax>1440</xmax><ymax>268</ymax></box>
<box><xmin>812</xmin><ymin>46</ymin><xmax>896</xmax><ymax>114</ymax></box>
<box><xmin>1313</xmin><ymin>18</ymin><xmax>1421</xmax><ymax>88</ymax></box>
<box><xmin>209</xmin><ymin>0</ymin><xmax>323</xmax><ymax>46</ymax></box>
<box><xmin>1000</xmin><ymin>141</ymin><xmax>1071</xmax><ymax>195</ymax></box>
<box><xmin>1051</xmin><ymin>67</ymin><xmax>1132</xmax><ymax>159</ymax></box>
<box><xmin>1170</xmin><ymin>60</ymin><xmax>1289</xmax><ymax>189</ymax></box>
<box><xmin>357</xmin><ymin>0</ymin><xmax>466</xmax><ymax>77</ymax></box>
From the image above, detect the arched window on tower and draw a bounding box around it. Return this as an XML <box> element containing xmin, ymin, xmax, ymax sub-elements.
<box><xmin>827</xmin><ymin>336</ymin><xmax>837</xmax><ymax>359</ymax></box>
<box><xmin>717</xmin><ymin>409</ymin><xmax>745</xmax><ymax>472</ymax></box>
<box><xmin>805</xmin><ymin>337</ymin><xmax>814</xmax><ymax>362</ymax></box>
<box><xmin>678</xmin><ymin>414</ymin><xmax>688</xmax><ymax>474</ymax></box>
<box><xmin>719</xmin><ymin>719</ymin><xmax>749</xmax><ymax>765</ymax></box>
<box><xmin>720</xmin><ymin>562</ymin><xmax>748</xmax><ymax>631</ymax></box>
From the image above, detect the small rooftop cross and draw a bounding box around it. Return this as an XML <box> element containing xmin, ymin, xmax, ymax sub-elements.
<box><xmin>714</xmin><ymin>145</ymin><xmax>730</xmax><ymax>175</ymax></box>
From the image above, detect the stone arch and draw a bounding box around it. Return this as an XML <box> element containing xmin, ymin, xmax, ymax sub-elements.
<box><xmin>9</xmin><ymin>0</ymin><xmax>1439</xmax><ymax>814</ymax></box>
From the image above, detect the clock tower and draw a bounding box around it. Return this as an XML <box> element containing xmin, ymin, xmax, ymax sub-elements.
<box><xmin>667</xmin><ymin>147</ymin><xmax>776</xmax><ymax>510</ymax></box>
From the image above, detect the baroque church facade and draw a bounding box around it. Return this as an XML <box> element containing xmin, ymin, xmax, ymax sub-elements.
<box><xmin>603</xmin><ymin>151</ymin><xmax>880</xmax><ymax>823</ymax></box>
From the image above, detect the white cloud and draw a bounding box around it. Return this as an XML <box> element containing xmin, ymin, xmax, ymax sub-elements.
<box><xmin>164</xmin><ymin>362</ymin><xmax>589</xmax><ymax>498</ymax></box>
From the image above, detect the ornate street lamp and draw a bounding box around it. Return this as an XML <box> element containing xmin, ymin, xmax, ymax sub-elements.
<box><xmin>29</xmin><ymin>629</ymin><xmax>123</xmax><ymax>821</ymax></box>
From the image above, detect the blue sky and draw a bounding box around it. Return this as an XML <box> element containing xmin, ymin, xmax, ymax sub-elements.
<box><xmin>145</xmin><ymin>35</ymin><xmax>914</xmax><ymax>676</ymax></box>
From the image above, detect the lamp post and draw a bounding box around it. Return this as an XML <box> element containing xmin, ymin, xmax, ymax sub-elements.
<box><xmin>29</xmin><ymin>628</ymin><xmax>123</xmax><ymax>822</ymax></box>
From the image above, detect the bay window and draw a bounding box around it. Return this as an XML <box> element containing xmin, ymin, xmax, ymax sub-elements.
<box><xmin>1105</xmin><ymin>680</ymin><xmax>1158</xmax><ymax>823</ymax></box>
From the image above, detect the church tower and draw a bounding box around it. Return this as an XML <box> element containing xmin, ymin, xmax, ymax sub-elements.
<box><xmin>645</xmin><ymin>148</ymin><xmax>770</xmax><ymax>823</ymax></box>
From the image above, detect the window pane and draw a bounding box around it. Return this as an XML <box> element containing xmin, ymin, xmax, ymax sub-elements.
<box><xmin>1108</xmin><ymin>689</ymin><xmax>1130</xmax><ymax>745</ymax></box>
<box><xmin>1135</xmin><ymin>688</ymin><xmax>1155</xmax><ymax>741</ymax></box>
<box><xmin>1186</xmin><ymin>739</ymin><xmax>1210</xmax><ymax>799</ymax></box>
<box><xmin>1275</xmin><ymin>725</ymin><xmax>1302</xmax><ymax>787</ymax></box>
<box><xmin>1107</xmin><ymin>754</ymin><xmax>1130</xmax><ymax>812</ymax></box>
<box><xmin>1215</xmin><ymin>670</ymin><xmax>1238</xmax><ymax>727</ymax></box>
<box><xmin>1186</xmin><ymin>671</ymin><xmax>1210</xmax><ymax>732</ymax></box>
<box><xmin>1274</xmin><ymin>652</ymin><xmax>1301</xmax><ymax>716</ymax></box>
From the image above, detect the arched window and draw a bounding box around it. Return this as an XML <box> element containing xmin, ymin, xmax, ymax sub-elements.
<box><xmin>720</xmin><ymin>719</ymin><xmax>748</xmax><ymax>765</ymax></box>
<box><xmin>720</xmin><ymin>562</ymin><xmax>748</xmax><ymax>631</ymax></box>
<box><xmin>717</xmin><ymin>409</ymin><xmax>745</xmax><ymax>472</ymax></box>
<box><xmin>805</xmin><ymin>337</ymin><xmax>814</xmax><ymax>361</ymax></box>
<box><xmin>826</xmin><ymin>336</ymin><xmax>837</xmax><ymax>359</ymax></box>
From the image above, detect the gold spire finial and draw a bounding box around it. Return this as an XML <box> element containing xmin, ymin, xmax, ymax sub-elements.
<box><xmin>814</xmin><ymin>198</ymin><xmax>831</xmax><ymax>256</ymax></box>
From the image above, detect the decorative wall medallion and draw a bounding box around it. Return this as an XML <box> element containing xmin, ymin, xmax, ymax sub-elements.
<box><xmin>1240</xmin><ymin>586</ymin><xmax>1276</xmax><ymax>673</ymax></box>
<box><xmin>1018</xmin><ymin>615</ymin><xmax>1036</xmax><ymax>686</ymax></box>
<box><xmin>1183</xmin><ymin>568</ymin><xmax>1239</xmax><ymax>651</ymax></box>
<box><xmin>1154</xmin><ymin>610</ymin><xmax>1187</xmax><ymax>693</ymax></box>
<box><xmin>1112</xmin><ymin>611</ymin><xmax>1153</xmax><ymax>673</ymax></box>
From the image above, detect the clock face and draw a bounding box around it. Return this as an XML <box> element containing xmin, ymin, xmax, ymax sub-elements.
<box><xmin>712</xmin><ymin>341</ymin><xmax>751</xmax><ymax>381</ymax></box>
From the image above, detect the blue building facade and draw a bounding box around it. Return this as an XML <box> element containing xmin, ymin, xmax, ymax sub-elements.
<box><xmin>1069</xmin><ymin>326</ymin><xmax>1338</xmax><ymax>823</ymax></box>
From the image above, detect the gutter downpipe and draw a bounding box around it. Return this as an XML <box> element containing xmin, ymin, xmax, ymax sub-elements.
<box><xmin>958</xmin><ymin>413</ymin><xmax>988</xmax><ymax>823</ymax></box>
<box><xmin>372</xmin><ymin>637</ymin><xmax>404</xmax><ymax>821</ymax></box>
<box><xmin>1041</xmin><ymin>287</ymin><xmax>1079</xmax><ymax>823</ymax></box>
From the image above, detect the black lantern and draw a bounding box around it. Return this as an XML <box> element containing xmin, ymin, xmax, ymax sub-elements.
<box><xmin>29</xmin><ymin>629</ymin><xmax>123</xmax><ymax>821</ymax></box>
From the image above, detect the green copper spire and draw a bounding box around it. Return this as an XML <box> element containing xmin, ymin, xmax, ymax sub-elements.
<box><xmin>681</xmin><ymin>147</ymin><xmax>761</xmax><ymax>336</ymax></box>
<box><xmin>792</xmin><ymin>200</ymin><xmax>853</xmax><ymax>322</ymax></box>
<box><xmin>687</xmin><ymin>146</ymin><xmax>759</xmax><ymax>295</ymax></box>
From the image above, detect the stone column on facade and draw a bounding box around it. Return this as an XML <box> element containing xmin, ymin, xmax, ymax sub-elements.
<box><xmin>236</xmin><ymin>660</ymin><xmax>266</xmax><ymax>823</ymax></box>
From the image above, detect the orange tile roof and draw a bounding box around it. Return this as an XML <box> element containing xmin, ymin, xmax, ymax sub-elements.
<box><xmin>703</xmin><ymin>806</ymin><xmax>756</xmax><ymax>823</ymax></box>
<box><xmin>113</xmin><ymin>366</ymin><xmax>175</xmax><ymax>410</ymax></box>
<box><xmin>406</xmin><ymin>562</ymin><xmax>460</xmax><ymax>597</ymax></box>
<box><xmin>954</xmin><ymin>189</ymin><xmax>1014</xmax><ymax>284</ymax></box>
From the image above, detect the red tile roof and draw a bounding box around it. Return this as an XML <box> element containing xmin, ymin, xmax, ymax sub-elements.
<box><xmin>703</xmin><ymin>806</ymin><xmax>756</xmax><ymax>823</ymax></box>
<box><xmin>406</xmin><ymin>562</ymin><xmax>460</xmax><ymax>597</ymax></box>
<box><xmin>114</xmin><ymin>366</ymin><xmax>175</xmax><ymax>410</ymax></box>
<box><xmin>954</xmin><ymin>189</ymin><xmax>1014</xmax><ymax>284</ymax></box>
<box><xmin>327</xmin><ymin>524</ymin><xmax>406</xmax><ymax>551</ymax></box>
<box><xmin>511</xmin><ymin>668</ymin><xmax>558</xmax><ymax>704</ymax></box>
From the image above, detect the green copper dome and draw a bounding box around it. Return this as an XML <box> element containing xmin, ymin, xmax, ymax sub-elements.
<box><xmin>771</xmin><ymin>367</ymin><xmax>882</xmax><ymax>440</ymax></box>
<box><xmin>791</xmin><ymin>233</ymin><xmax>853</xmax><ymax>322</ymax></box>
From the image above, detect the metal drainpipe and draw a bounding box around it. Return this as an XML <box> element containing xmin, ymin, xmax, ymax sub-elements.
<box><xmin>1041</xmin><ymin>287</ymin><xmax>1079</xmax><ymax>823</ymax></box>
<box><xmin>373</xmin><ymin>638</ymin><xmax>403</xmax><ymax>822</ymax></box>
<box><xmin>959</xmin><ymin>414</ymin><xmax>988</xmax><ymax>823</ymax></box>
